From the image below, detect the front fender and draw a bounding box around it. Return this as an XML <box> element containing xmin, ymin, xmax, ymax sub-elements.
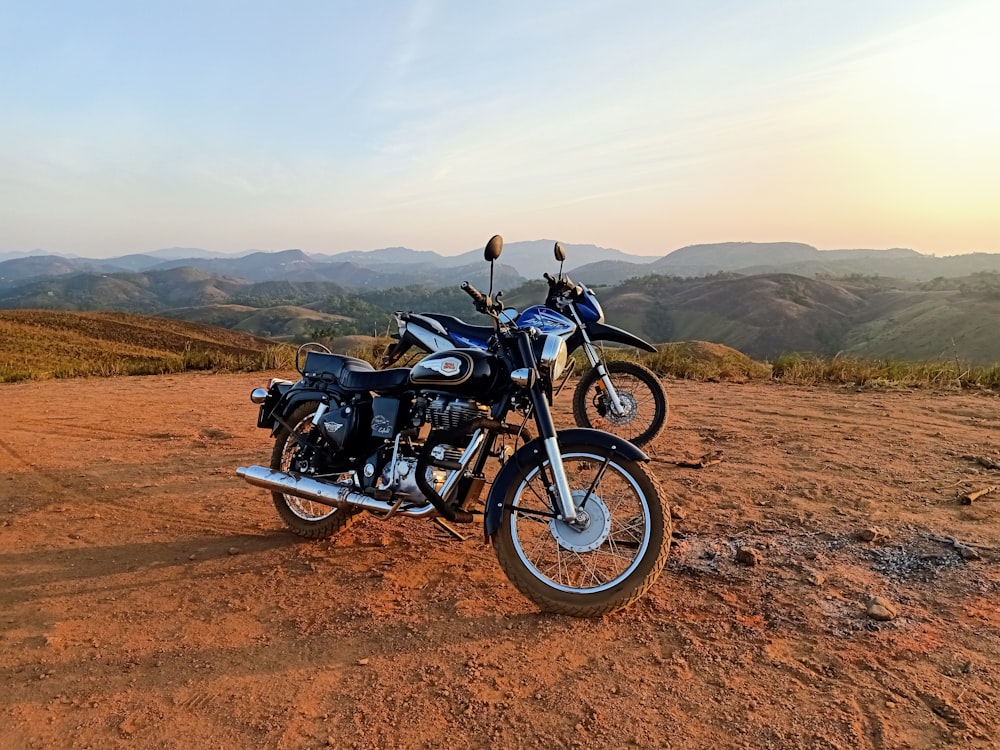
<box><xmin>483</xmin><ymin>428</ymin><xmax>648</xmax><ymax>538</ymax></box>
<box><xmin>580</xmin><ymin>321</ymin><xmax>656</xmax><ymax>352</ymax></box>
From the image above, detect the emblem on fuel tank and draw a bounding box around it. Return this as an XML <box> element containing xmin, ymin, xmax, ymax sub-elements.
<box><xmin>423</xmin><ymin>357</ymin><xmax>462</xmax><ymax>376</ymax></box>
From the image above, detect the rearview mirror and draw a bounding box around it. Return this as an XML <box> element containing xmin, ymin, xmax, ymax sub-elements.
<box><xmin>553</xmin><ymin>242</ymin><xmax>565</xmax><ymax>262</ymax></box>
<box><xmin>484</xmin><ymin>235</ymin><xmax>503</xmax><ymax>262</ymax></box>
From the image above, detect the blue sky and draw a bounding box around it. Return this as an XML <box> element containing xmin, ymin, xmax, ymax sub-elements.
<box><xmin>2</xmin><ymin>0</ymin><xmax>998</xmax><ymax>257</ymax></box>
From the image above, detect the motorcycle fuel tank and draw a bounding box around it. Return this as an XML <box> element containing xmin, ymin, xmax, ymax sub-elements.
<box><xmin>516</xmin><ymin>306</ymin><xmax>576</xmax><ymax>337</ymax></box>
<box><xmin>409</xmin><ymin>348</ymin><xmax>500</xmax><ymax>396</ymax></box>
<box><xmin>573</xmin><ymin>285</ymin><xmax>605</xmax><ymax>324</ymax></box>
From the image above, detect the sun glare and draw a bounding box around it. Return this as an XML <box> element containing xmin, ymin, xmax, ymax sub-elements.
<box><xmin>884</xmin><ymin>3</ymin><xmax>1000</xmax><ymax>143</ymax></box>
<box><xmin>800</xmin><ymin>2</ymin><xmax>1000</xmax><ymax>251</ymax></box>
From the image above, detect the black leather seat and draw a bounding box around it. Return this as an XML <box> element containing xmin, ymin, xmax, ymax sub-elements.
<box><xmin>302</xmin><ymin>351</ymin><xmax>410</xmax><ymax>393</ymax></box>
<box><xmin>341</xmin><ymin>366</ymin><xmax>410</xmax><ymax>393</ymax></box>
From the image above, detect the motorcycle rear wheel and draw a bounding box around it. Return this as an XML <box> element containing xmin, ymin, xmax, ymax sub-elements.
<box><xmin>572</xmin><ymin>360</ymin><xmax>667</xmax><ymax>447</ymax></box>
<box><xmin>493</xmin><ymin>444</ymin><xmax>670</xmax><ymax>616</ymax></box>
<box><xmin>270</xmin><ymin>402</ymin><xmax>360</xmax><ymax>539</ymax></box>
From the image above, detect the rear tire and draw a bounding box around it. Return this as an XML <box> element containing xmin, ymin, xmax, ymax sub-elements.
<box><xmin>269</xmin><ymin>402</ymin><xmax>360</xmax><ymax>540</ymax></box>
<box><xmin>572</xmin><ymin>360</ymin><xmax>667</xmax><ymax>447</ymax></box>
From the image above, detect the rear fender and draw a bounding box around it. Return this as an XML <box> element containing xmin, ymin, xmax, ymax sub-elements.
<box><xmin>268</xmin><ymin>386</ymin><xmax>342</xmax><ymax>435</ymax></box>
<box><xmin>483</xmin><ymin>428</ymin><xmax>648</xmax><ymax>538</ymax></box>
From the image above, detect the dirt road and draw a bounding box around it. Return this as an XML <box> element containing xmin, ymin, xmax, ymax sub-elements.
<box><xmin>1</xmin><ymin>372</ymin><xmax>998</xmax><ymax>749</ymax></box>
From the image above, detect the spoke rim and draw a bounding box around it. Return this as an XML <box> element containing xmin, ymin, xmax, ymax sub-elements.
<box><xmin>508</xmin><ymin>452</ymin><xmax>651</xmax><ymax>594</ymax></box>
<box><xmin>279</xmin><ymin>417</ymin><xmax>338</xmax><ymax>522</ymax></box>
<box><xmin>589</xmin><ymin>373</ymin><xmax>658</xmax><ymax>439</ymax></box>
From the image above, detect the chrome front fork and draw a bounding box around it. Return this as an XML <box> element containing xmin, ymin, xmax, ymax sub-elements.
<box><xmin>543</xmin><ymin>436</ymin><xmax>579</xmax><ymax>522</ymax></box>
<box><xmin>568</xmin><ymin>307</ymin><xmax>626</xmax><ymax>416</ymax></box>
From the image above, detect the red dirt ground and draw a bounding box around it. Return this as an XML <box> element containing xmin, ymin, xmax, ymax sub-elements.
<box><xmin>1</xmin><ymin>372</ymin><xmax>998</xmax><ymax>749</ymax></box>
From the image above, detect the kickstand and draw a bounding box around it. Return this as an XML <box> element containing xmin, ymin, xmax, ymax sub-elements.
<box><xmin>434</xmin><ymin>518</ymin><xmax>468</xmax><ymax>541</ymax></box>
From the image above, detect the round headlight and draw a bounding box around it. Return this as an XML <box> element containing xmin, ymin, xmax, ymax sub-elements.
<box><xmin>539</xmin><ymin>335</ymin><xmax>568</xmax><ymax>380</ymax></box>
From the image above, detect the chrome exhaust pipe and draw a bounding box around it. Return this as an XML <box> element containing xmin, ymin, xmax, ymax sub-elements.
<box><xmin>236</xmin><ymin>465</ymin><xmax>438</xmax><ymax>518</ymax></box>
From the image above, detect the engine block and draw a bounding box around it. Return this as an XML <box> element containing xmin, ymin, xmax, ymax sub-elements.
<box><xmin>426</xmin><ymin>396</ymin><xmax>488</xmax><ymax>431</ymax></box>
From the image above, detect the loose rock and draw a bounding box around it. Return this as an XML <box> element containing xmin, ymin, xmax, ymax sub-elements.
<box><xmin>859</xmin><ymin>527</ymin><xmax>882</xmax><ymax>543</ymax></box>
<box><xmin>736</xmin><ymin>547</ymin><xmax>762</xmax><ymax>566</ymax></box>
<box><xmin>866</xmin><ymin>596</ymin><xmax>898</xmax><ymax>621</ymax></box>
<box><xmin>956</xmin><ymin>545</ymin><xmax>981</xmax><ymax>560</ymax></box>
<box><xmin>803</xmin><ymin>568</ymin><xmax>825</xmax><ymax>586</ymax></box>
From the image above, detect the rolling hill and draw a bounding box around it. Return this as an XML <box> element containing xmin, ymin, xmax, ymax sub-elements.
<box><xmin>594</xmin><ymin>272</ymin><xmax>1000</xmax><ymax>363</ymax></box>
<box><xmin>0</xmin><ymin>310</ymin><xmax>286</xmax><ymax>381</ymax></box>
<box><xmin>2</xmin><ymin>240</ymin><xmax>999</xmax><ymax>365</ymax></box>
<box><xmin>568</xmin><ymin>243</ymin><xmax>1000</xmax><ymax>285</ymax></box>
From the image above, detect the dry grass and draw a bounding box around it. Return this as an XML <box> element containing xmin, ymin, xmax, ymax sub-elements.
<box><xmin>4</xmin><ymin>309</ymin><xmax>996</xmax><ymax>391</ymax></box>
<box><xmin>579</xmin><ymin>341</ymin><xmax>1000</xmax><ymax>390</ymax></box>
<box><xmin>770</xmin><ymin>353</ymin><xmax>1000</xmax><ymax>390</ymax></box>
<box><xmin>0</xmin><ymin>310</ymin><xmax>293</xmax><ymax>382</ymax></box>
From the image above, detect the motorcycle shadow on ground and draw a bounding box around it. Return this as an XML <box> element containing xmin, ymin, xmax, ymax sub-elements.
<box><xmin>0</xmin><ymin>532</ymin><xmax>295</xmax><ymax>608</ymax></box>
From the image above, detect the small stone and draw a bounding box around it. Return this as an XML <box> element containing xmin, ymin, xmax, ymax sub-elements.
<box><xmin>227</xmin><ymin>547</ymin><xmax>240</xmax><ymax>555</ymax></box>
<box><xmin>357</xmin><ymin>658</ymin><xmax>369</xmax><ymax>666</ymax></box>
<box><xmin>868</xmin><ymin>604</ymin><xmax>894</xmax><ymax>620</ymax></box>
<box><xmin>735</xmin><ymin>547</ymin><xmax>762</xmax><ymax>566</ymax></box>
<box><xmin>804</xmin><ymin>568</ymin><xmax>825</xmax><ymax>586</ymax></box>
<box><xmin>885</xmin><ymin>700</ymin><xmax>897</xmax><ymax>709</ymax></box>
<box><xmin>858</xmin><ymin>527</ymin><xmax>882</xmax><ymax>542</ymax></box>
<box><xmin>669</xmin><ymin>506</ymin><xmax>687</xmax><ymax>521</ymax></box>
<box><xmin>956</xmin><ymin>545</ymin><xmax>981</xmax><ymax>560</ymax></box>
<box><xmin>867</xmin><ymin>596</ymin><xmax>898</xmax><ymax>621</ymax></box>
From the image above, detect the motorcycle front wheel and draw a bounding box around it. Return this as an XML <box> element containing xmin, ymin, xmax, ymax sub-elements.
<box><xmin>493</xmin><ymin>444</ymin><xmax>671</xmax><ymax>617</ymax></box>
<box><xmin>572</xmin><ymin>360</ymin><xmax>667</xmax><ymax>447</ymax></box>
<box><xmin>270</xmin><ymin>402</ymin><xmax>360</xmax><ymax>540</ymax></box>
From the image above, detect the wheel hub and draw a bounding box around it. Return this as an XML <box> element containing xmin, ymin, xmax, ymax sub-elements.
<box><xmin>596</xmin><ymin>390</ymin><xmax>638</xmax><ymax>426</ymax></box>
<box><xmin>549</xmin><ymin>491</ymin><xmax>612</xmax><ymax>552</ymax></box>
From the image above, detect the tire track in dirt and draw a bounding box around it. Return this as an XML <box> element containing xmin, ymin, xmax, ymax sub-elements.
<box><xmin>0</xmin><ymin>434</ymin><xmax>69</xmax><ymax>505</ymax></box>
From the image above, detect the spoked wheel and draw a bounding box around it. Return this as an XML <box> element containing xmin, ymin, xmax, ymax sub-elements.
<box><xmin>572</xmin><ymin>360</ymin><xmax>667</xmax><ymax>447</ymax></box>
<box><xmin>493</xmin><ymin>443</ymin><xmax>671</xmax><ymax>616</ymax></box>
<box><xmin>269</xmin><ymin>402</ymin><xmax>360</xmax><ymax>539</ymax></box>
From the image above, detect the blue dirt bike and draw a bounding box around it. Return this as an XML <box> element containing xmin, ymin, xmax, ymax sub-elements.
<box><xmin>382</xmin><ymin>242</ymin><xmax>668</xmax><ymax>447</ymax></box>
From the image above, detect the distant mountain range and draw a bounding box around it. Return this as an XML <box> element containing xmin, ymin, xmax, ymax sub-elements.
<box><xmin>4</xmin><ymin>239</ymin><xmax>1000</xmax><ymax>290</ymax></box>
<box><xmin>2</xmin><ymin>240</ymin><xmax>999</xmax><ymax>364</ymax></box>
<box><xmin>569</xmin><ymin>242</ymin><xmax>1000</xmax><ymax>284</ymax></box>
<box><xmin>0</xmin><ymin>239</ymin><xmax>652</xmax><ymax>289</ymax></box>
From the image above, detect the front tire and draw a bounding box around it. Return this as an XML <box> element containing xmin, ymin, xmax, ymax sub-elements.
<box><xmin>572</xmin><ymin>360</ymin><xmax>667</xmax><ymax>447</ymax></box>
<box><xmin>269</xmin><ymin>402</ymin><xmax>360</xmax><ymax>540</ymax></box>
<box><xmin>493</xmin><ymin>444</ymin><xmax>671</xmax><ymax>616</ymax></box>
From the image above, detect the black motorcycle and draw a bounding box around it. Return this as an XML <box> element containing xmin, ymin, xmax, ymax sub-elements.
<box><xmin>382</xmin><ymin>242</ymin><xmax>668</xmax><ymax>446</ymax></box>
<box><xmin>238</xmin><ymin>236</ymin><xmax>671</xmax><ymax>616</ymax></box>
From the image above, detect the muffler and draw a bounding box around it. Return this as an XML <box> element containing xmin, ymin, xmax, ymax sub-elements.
<box><xmin>236</xmin><ymin>465</ymin><xmax>438</xmax><ymax>518</ymax></box>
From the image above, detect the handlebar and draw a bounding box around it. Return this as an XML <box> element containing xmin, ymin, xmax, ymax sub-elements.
<box><xmin>461</xmin><ymin>281</ymin><xmax>489</xmax><ymax>313</ymax></box>
<box><xmin>543</xmin><ymin>272</ymin><xmax>579</xmax><ymax>299</ymax></box>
